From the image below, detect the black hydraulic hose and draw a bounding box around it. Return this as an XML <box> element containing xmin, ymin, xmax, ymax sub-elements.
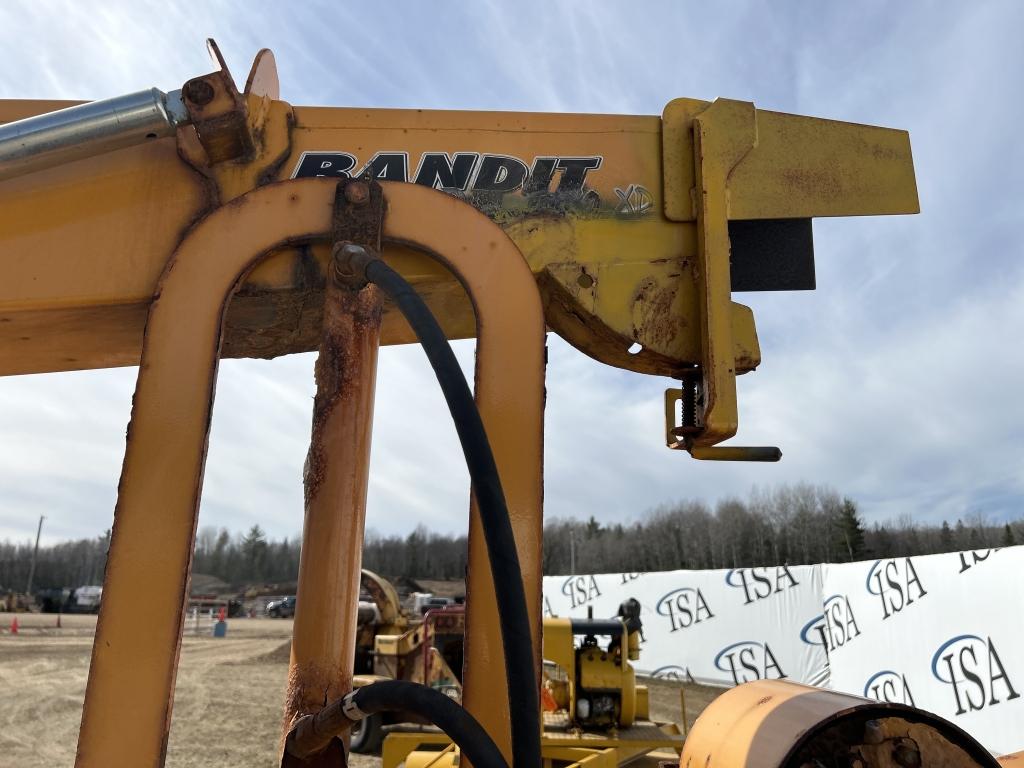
<box><xmin>361</xmin><ymin>255</ymin><xmax>542</xmax><ymax>768</ymax></box>
<box><xmin>285</xmin><ymin>681</ymin><xmax>506</xmax><ymax>768</ymax></box>
<box><xmin>353</xmin><ymin>682</ymin><xmax>506</xmax><ymax>768</ymax></box>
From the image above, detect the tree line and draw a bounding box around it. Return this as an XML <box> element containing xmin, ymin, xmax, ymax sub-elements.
<box><xmin>2</xmin><ymin>484</ymin><xmax>1020</xmax><ymax>593</ymax></box>
<box><xmin>543</xmin><ymin>484</ymin><xmax>1019</xmax><ymax>574</ymax></box>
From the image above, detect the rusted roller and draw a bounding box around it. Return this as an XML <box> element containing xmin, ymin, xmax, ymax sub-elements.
<box><xmin>680</xmin><ymin>680</ymin><xmax>997</xmax><ymax>768</ymax></box>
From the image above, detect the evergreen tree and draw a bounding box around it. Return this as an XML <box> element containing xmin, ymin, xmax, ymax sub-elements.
<box><xmin>834</xmin><ymin>498</ymin><xmax>866</xmax><ymax>561</ymax></box>
<box><xmin>241</xmin><ymin>525</ymin><xmax>268</xmax><ymax>581</ymax></box>
<box><xmin>1002</xmin><ymin>523</ymin><xmax>1016</xmax><ymax>548</ymax></box>
<box><xmin>939</xmin><ymin>520</ymin><xmax>954</xmax><ymax>549</ymax></box>
<box><xmin>968</xmin><ymin>526</ymin><xmax>982</xmax><ymax>550</ymax></box>
<box><xmin>954</xmin><ymin>519</ymin><xmax>967</xmax><ymax>547</ymax></box>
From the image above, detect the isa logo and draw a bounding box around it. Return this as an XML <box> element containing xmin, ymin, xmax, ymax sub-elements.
<box><xmin>799</xmin><ymin>614</ymin><xmax>829</xmax><ymax>651</ymax></box>
<box><xmin>931</xmin><ymin>634</ymin><xmax>1020</xmax><ymax>716</ymax></box>
<box><xmin>543</xmin><ymin>595</ymin><xmax>555</xmax><ymax>618</ymax></box>
<box><xmin>619</xmin><ymin>572</ymin><xmax>644</xmax><ymax>585</ymax></box>
<box><xmin>866</xmin><ymin>558</ymin><xmax>927</xmax><ymax>619</ymax></box>
<box><xmin>714</xmin><ymin>641</ymin><xmax>786</xmax><ymax>685</ymax></box>
<box><xmin>820</xmin><ymin>594</ymin><xmax>862</xmax><ymax>651</ymax></box>
<box><xmin>958</xmin><ymin>549</ymin><xmax>995</xmax><ymax>574</ymax></box>
<box><xmin>651</xmin><ymin>665</ymin><xmax>695</xmax><ymax>684</ymax></box>
<box><xmin>863</xmin><ymin>670</ymin><xmax>916</xmax><ymax>706</ymax></box>
<box><xmin>725</xmin><ymin>566</ymin><xmax>800</xmax><ymax>605</ymax></box>
<box><xmin>561</xmin><ymin>575</ymin><xmax>601</xmax><ymax>609</ymax></box>
<box><xmin>656</xmin><ymin>587</ymin><xmax>715</xmax><ymax>632</ymax></box>
<box><xmin>799</xmin><ymin>595</ymin><xmax>861</xmax><ymax>656</ymax></box>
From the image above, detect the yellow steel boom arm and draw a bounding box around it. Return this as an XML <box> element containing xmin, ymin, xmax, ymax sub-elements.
<box><xmin>0</xmin><ymin>42</ymin><xmax>917</xmax><ymax>456</ymax></box>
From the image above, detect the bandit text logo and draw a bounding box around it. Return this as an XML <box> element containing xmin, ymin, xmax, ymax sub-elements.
<box><xmin>655</xmin><ymin>587</ymin><xmax>715</xmax><ymax>632</ymax></box>
<box><xmin>725</xmin><ymin>566</ymin><xmax>800</xmax><ymax>606</ymax></box>
<box><xmin>561</xmin><ymin>574</ymin><xmax>602</xmax><ymax>609</ymax></box>
<box><xmin>866</xmin><ymin>558</ymin><xmax>927</xmax><ymax>620</ymax></box>
<box><xmin>714</xmin><ymin>641</ymin><xmax>787</xmax><ymax>685</ymax></box>
<box><xmin>864</xmin><ymin>670</ymin><xmax>916</xmax><ymax>706</ymax></box>
<box><xmin>931</xmin><ymin>634</ymin><xmax>1020</xmax><ymax>716</ymax></box>
<box><xmin>293</xmin><ymin>151</ymin><xmax>602</xmax><ymax>196</ymax></box>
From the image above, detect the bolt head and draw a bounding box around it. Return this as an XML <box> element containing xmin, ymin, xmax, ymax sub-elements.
<box><xmin>184</xmin><ymin>79</ymin><xmax>216</xmax><ymax>107</ymax></box>
<box><xmin>345</xmin><ymin>182</ymin><xmax>370</xmax><ymax>205</ymax></box>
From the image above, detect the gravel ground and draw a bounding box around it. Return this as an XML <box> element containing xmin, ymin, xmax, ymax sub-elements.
<box><xmin>0</xmin><ymin>612</ymin><xmax>721</xmax><ymax>767</ymax></box>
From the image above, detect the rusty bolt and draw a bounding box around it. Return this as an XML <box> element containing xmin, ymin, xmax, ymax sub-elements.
<box><xmin>344</xmin><ymin>181</ymin><xmax>370</xmax><ymax>205</ymax></box>
<box><xmin>331</xmin><ymin>243</ymin><xmax>377</xmax><ymax>288</ymax></box>
<box><xmin>183</xmin><ymin>79</ymin><xmax>216</xmax><ymax>107</ymax></box>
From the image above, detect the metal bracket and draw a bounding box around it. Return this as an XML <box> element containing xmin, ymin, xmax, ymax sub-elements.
<box><xmin>330</xmin><ymin>177</ymin><xmax>386</xmax><ymax>287</ymax></box>
<box><xmin>663</xmin><ymin>99</ymin><xmax>781</xmax><ymax>462</ymax></box>
<box><xmin>180</xmin><ymin>40</ymin><xmax>256</xmax><ymax>164</ymax></box>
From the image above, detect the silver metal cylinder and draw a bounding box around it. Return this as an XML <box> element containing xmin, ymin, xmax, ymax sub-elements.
<box><xmin>0</xmin><ymin>88</ymin><xmax>189</xmax><ymax>181</ymax></box>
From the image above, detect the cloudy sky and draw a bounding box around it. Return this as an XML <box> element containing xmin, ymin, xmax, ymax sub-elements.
<box><xmin>1</xmin><ymin>1</ymin><xmax>1022</xmax><ymax>545</ymax></box>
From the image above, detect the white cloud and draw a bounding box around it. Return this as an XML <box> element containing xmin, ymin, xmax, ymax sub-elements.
<box><xmin>1</xmin><ymin>1</ymin><xmax>1022</xmax><ymax>543</ymax></box>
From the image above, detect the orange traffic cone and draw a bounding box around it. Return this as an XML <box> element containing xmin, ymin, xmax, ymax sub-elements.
<box><xmin>9</xmin><ymin>616</ymin><xmax>18</xmax><ymax>634</ymax></box>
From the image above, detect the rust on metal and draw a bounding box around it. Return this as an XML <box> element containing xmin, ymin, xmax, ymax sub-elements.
<box><xmin>74</xmin><ymin>181</ymin><xmax>355</xmax><ymax>768</ymax></box>
<box><xmin>181</xmin><ymin>40</ymin><xmax>255</xmax><ymax>164</ymax></box>
<box><xmin>333</xmin><ymin>177</ymin><xmax>385</xmax><ymax>252</ymax></box>
<box><xmin>284</xmin><ymin>179</ymin><xmax>386</xmax><ymax>760</ymax></box>
<box><xmin>681</xmin><ymin>680</ymin><xmax>997</xmax><ymax>768</ymax></box>
<box><xmin>300</xmin><ymin>281</ymin><xmax>383</xmax><ymax>509</ymax></box>
<box><xmin>67</xmin><ymin>178</ymin><xmax>543</xmax><ymax>767</ymax></box>
<box><xmin>538</xmin><ymin>269</ymin><xmax>693</xmax><ymax>377</ymax></box>
<box><xmin>630</xmin><ymin>275</ymin><xmax>681</xmax><ymax>352</ymax></box>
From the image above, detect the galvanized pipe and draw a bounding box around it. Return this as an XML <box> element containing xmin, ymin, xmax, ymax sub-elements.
<box><xmin>0</xmin><ymin>88</ymin><xmax>189</xmax><ymax>181</ymax></box>
<box><xmin>284</xmin><ymin>276</ymin><xmax>384</xmax><ymax>740</ymax></box>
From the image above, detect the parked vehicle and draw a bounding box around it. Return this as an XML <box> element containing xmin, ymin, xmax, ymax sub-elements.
<box><xmin>70</xmin><ymin>585</ymin><xmax>103</xmax><ymax>613</ymax></box>
<box><xmin>266</xmin><ymin>596</ymin><xmax>296</xmax><ymax>618</ymax></box>
<box><xmin>410</xmin><ymin>593</ymin><xmax>455</xmax><ymax>615</ymax></box>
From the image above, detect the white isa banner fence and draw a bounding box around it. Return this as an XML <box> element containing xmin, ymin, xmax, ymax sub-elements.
<box><xmin>542</xmin><ymin>545</ymin><xmax>1024</xmax><ymax>755</ymax></box>
<box><xmin>821</xmin><ymin>548</ymin><xmax>1023</xmax><ymax>754</ymax></box>
<box><xmin>542</xmin><ymin>565</ymin><xmax>828</xmax><ymax>689</ymax></box>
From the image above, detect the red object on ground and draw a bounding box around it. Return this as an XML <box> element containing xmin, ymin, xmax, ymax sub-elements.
<box><xmin>541</xmin><ymin>684</ymin><xmax>558</xmax><ymax>712</ymax></box>
<box><xmin>9</xmin><ymin>616</ymin><xmax>18</xmax><ymax>634</ymax></box>
<box><xmin>217</xmin><ymin>606</ymin><xmax>226</xmax><ymax>622</ymax></box>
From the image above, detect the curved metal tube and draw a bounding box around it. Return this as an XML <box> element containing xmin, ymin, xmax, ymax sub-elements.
<box><xmin>76</xmin><ymin>178</ymin><xmax>545</xmax><ymax>767</ymax></box>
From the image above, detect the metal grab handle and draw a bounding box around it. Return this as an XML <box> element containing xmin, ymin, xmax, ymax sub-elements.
<box><xmin>664</xmin><ymin>387</ymin><xmax>781</xmax><ymax>461</ymax></box>
<box><xmin>689</xmin><ymin>445</ymin><xmax>782</xmax><ymax>462</ymax></box>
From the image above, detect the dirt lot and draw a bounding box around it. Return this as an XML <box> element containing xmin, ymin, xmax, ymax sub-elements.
<box><xmin>0</xmin><ymin>613</ymin><xmax>721</xmax><ymax>767</ymax></box>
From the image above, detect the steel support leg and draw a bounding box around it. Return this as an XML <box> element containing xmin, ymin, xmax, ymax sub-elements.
<box><xmin>284</xmin><ymin>279</ymin><xmax>383</xmax><ymax>750</ymax></box>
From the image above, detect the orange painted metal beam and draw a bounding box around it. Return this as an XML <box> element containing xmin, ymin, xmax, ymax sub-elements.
<box><xmin>76</xmin><ymin>179</ymin><xmax>543</xmax><ymax>767</ymax></box>
<box><xmin>284</xmin><ymin>279</ymin><xmax>383</xmax><ymax>753</ymax></box>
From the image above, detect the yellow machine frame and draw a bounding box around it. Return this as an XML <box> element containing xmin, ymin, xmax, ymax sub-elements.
<box><xmin>0</xmin><ymin>41</ymin><xmax>922</xmax><ymax>767</ymax></box>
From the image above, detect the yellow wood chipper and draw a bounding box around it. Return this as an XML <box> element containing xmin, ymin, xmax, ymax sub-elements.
<box><xmin>0</xmin><ymin>39</ymin><xmax>1007</xmax><ymax>768</ymax></box>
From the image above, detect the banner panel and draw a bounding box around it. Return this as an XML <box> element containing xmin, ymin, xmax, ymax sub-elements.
<box><xmin>542</xmin><ymin>545</ymin><xmax>1024</xmax><ymax>754</ymax></box>
<box><xmin>822</xmin><ymin>547</ymin><xmax>1024</xmax><ymax>755</ymax></box>
<box><xmin>542</xmin><ymin>565</ymin><xmax>826</xmax><ymax>688</ymax></box>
